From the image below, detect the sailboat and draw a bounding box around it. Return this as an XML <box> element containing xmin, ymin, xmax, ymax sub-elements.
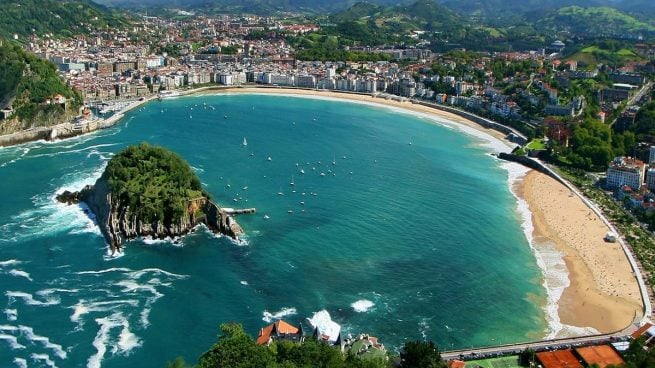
<box><xmin>242</xmin><ymin>137</ymin><xmax>247</xmax><ymax>147</ymax></box>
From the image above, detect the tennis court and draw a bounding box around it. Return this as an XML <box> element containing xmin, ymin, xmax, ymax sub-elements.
<box><xmin>464</xmin><ymin>355</ymin><xmax>525</xmax><ymax>368</ymax></box>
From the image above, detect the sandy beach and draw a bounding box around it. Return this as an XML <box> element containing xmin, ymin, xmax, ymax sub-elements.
<box><xmin>518</xmin><ymin>171</ymin><xmax>643</xmax><ymax>334</ymax></box>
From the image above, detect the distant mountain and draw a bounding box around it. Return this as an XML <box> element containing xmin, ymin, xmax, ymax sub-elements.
<box><xmin>436</xmin><ymin>0</ymin><xmax>655</xmax><ymax>22</ymax></box>
<box><xmin>531</xmin><ymin>6</ymin><xmax>655</xmax><ymax>38</ymax></box>
<box><xmin>1</xmin><ymin>0</ymin><xmax>129</xmax><ymax>39</ymax></box>
<box><xmin>326</xmin><ymin>0</ymin><xmax>462</xmax><ymax>45</ymax></box>
<box><xmin>92</xmin><ymin>0</ymin><xmax>414</xmax><ymax>14</ymax></box>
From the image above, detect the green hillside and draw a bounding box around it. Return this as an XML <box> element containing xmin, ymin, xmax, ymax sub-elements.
<box><xmin>0</xmin><ymin>41</ymin><xmax>82</xmax><ymax>133</ymax></box>
<box><xmin>534</xmin><ymin>6</ymin><xmax>655</xmax><ymax>38</ymax></box>
<box><xmin>567</xmin><ymin>42</ymin><xmax>644</xmax><ymax>67</ymax></box>
<box><xmin>0</xmin><ymin>0</ymin><xmax>129</xmax><ymax>39</ymax></box>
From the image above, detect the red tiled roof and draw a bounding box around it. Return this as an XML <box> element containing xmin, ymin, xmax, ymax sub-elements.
<box><xmin>448</xmin><ymin>360</ymin><xmax>466</xmax><ymax>368</ymax></box>
<box><xmin>575</xmin><ymin>345</ymin><xmax>624</xmax><ymax>368</ymax></box>
<box><xmin>256</xmin><ymin>324</ymin><xmax>275</xmax><ymax>345</ymax></box>
<box><xmin>256</xmin><ymin>320</ymin><xmax>299</xmax><ymax>345</ymax></box>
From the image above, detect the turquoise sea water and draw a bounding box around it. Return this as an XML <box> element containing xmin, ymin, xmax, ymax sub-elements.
<box><xmin>0</xmin><ymin>94</ymin><xmax>546</xmax><ymax>367</ymax></box>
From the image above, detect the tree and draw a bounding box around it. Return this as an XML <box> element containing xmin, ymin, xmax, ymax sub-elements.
<box><xmin>400</xmin><ymin>341</ymin><xmax>446</xmax><ymax>368</ymax></box>
<box><xmin>622</xmin><ymin>337</ymin><xmax>655</xmax><ymax>368</ymax></box>
<box><xmin>198</xmin><ymin>323</ymin><xmax>275</xmax><ymax>368</ymax></box>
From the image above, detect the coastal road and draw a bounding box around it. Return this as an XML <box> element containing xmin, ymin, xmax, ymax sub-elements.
<box><xmin>440</xmin><ymin>330</ymin><xmax>634</xmax><ymax>361</ymax></box>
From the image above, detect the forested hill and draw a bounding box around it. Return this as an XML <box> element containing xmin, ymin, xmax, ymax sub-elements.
<box><xmin>0</xmin><ymin>42</ymin><xmax>82</xmax><ymax>134</ymax></box>
<box><xmin>0</xmin><ymin>0</ymin><xmax>129</xmax><ymax>39</ymax></box>
<box><xmin>93</xmin><ymin>0</ymin><xmax>415</xmax><ymax>14</ymax></box>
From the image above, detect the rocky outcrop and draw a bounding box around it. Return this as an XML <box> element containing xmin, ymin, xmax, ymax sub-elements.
<box><xmin>57</xmin><ymin>175</ymin><xmax>250</xmax><ymax>254</ymax></box>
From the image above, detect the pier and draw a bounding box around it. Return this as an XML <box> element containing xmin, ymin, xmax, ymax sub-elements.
<box><xmin>223</xmin><ymin>208</ymin><xmax>256</xmax><ymax>215</ymax></box>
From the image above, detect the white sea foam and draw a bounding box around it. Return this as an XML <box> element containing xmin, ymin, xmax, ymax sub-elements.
<box><xmin>88</xmin><ymin>312</ymin><xmax>136</xmax><ymax>368</ymax></box>
<box><xmin>307</xmin><ymin>310</ymin><xmax>341</xmax><ymax>342</ymax></box>
<box><xmin>8</xmin><ymin>270</ymin><xmax>32</xmax><ymax>281</ymax></box>
<box><xmin>0</xmin><ymin>260</ymin><xmax>21</xmax><ymax>267</ymax></box>
<box><xmin>262</xmin><ymin>307</ymin><xmax>297</xmax><ymax>323</ymax></box>
<box><xmin>6</xmin><ymin>291</ymin><xmax>60</xmax><ymax>306</ymax></box>
<box><xmin>351</xmin><ymin>299</ymin><xmax>375</xmax><ymax>313</ymax></box>
<box><xmin>37</xmin><ymin>288</ymin><xmax>78</xmax><ymax>295</ymax></box>
<box><xmin>69</xmin><ymin>299</ymin><xmax>140</xmax><ymax>327</ymax></box>
<box><xmin>18</xmin><ymin>325</ymin><xmax>67</xmax><ymax>359</ymax></box>
<box><xmin>0</xmin><ymin>325</ymin><xmax>18</xmax><ymax>332</ymax></box>
<box><xmin>88</xmin><ymin>314</ymin><xmax>117</xmax><ymax>368</ymax></box>
<box><xmin>116</xmin><ymin>319</ymin><xmax>141</xmax><ymax>354</ymax></box>
<box><xmin>4</xmin><ymin>309</ymin><xmax>17</xmax><ymax>321</ymax></box>
<box><xmin>31</xmin><ymin>353</ymin><xmax>56</xmax><ymax>368</ymax></box>
<box><xmin>0</xmin><ymin>334</ymin><xmax>25</xmax><ymax>349</ymax></box>
<box><xmin>13</xmin><ymin>357</ymin><xmax>27</xmax><ymax>368</ymax></box>
<box><xmin>76</xmin><ymin>267</ymin><xmax>132</xmax><ymax>275</ymax></box>
<box><xmin>418</xmin><ymin>318</ymin><xmax>431</xmax><ymax>340</ymax></box>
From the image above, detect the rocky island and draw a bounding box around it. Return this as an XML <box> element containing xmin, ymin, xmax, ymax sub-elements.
<box><xmin>57</xmin><ymin>143</ymin><xmax>252</xmax><ymax>253</ymax></box>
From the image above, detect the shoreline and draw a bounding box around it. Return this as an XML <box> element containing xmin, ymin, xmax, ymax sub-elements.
<box><xmin>517</xmin><ymin>170</ymin><xmax>643</xmax><ymax>336</ymax></box>
<box><xmin>2</xmin><ymin>86</ymin><xmax>648</xmax><ymax>342</ymax></box>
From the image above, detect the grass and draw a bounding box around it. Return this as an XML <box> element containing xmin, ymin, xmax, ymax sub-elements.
<box><xmin>465</xmin><ymin>355</ymin><xmax>525</xmax><ymax>368</ymax></box>
<box><xmin>526</xmin><ymin>138</ymin><xmax>546</xmax><ymax>150</ymax></box>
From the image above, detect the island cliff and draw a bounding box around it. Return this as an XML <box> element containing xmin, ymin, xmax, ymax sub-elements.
<box><xmin>57</xmin><ymin>143</ymin><xmax>251</xmax><ymax>253</ymax></box>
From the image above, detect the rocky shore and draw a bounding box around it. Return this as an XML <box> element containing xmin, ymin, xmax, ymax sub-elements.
<box><xmin>57</xmin><ymin>175</ymin><xmax>248</xmax><ymax>253</ymax></box>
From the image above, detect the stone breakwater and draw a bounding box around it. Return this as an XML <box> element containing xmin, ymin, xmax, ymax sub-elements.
<box><xmin>57</xmin><ymin>177</ymin><xmax>250</xmax><ymax>253</ymax></box>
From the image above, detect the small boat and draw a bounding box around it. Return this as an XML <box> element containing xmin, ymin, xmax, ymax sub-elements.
<box><xmin>263</xmin><ymin>215</ymin><xmax>270</xmax><ymax>219</ymax></box>
<box><xmin>300</xmin><ymin>169</ymin><xmax>305</xmax><ymax>175</ymax></box>
<box><xmin>320</xmin><ymin>172</ymin><xmax>326</xmax><ymax>177</ymax></box>
<box><xmin>233</xmin><ymin>198</ymin><xmax>238</xmax><ymax>202</ymax></box>
<box><xmin>312</xmin><ymin>167</ymin><xmax>316</xmax><ymax>171</ymax></box>
<box><xmin>332</xmin><ymin>156</ymin><xmax>336</xmax><ymax>165</ymax></box>
<box><xmin>409</xmin><ymin>142</ymin><xmax>412</xmax><ymax>145</ymax></box>
<box><xmin>300</xmin><ymin>201</ymin><xmax>305</xmax><ymax>205</ymax></box>
<box><xmin>242</xmin><ymin>186</ymin><xmax>248</xmax><ymax>191</ymax></box>
<box><xmin>242</xmin><ymin>137</ymin><xmax>247</xmax><ymax>147</ymax></box>
<box><xmin>287</xmin><ymin>210</ymin><xmax>293</xmax><ymax>214</ymax></box>
<box><xmin>224</xmin><ymin>115</ymin><xmax>228</xmax><ymax>119</ymax></box>
<box><xmin>277</xmin><ymin>188</ymin><xmax>284</xmax><ymax>196</ymax></box>
<box><xmin>290</xmin><ymin>175</ymin><xmax>295</xmax><ymax>186</ymax></box>
<box><xmin>267</xmin><ymin>156</ymin><xmax>272</xmax><ymax>161</ymax></box>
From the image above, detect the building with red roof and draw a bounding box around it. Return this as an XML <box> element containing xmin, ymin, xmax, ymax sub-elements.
<box><xmin>256</xmin><ymin>320</ymin><xmax>304</xmax><ymax>346</ymax></box>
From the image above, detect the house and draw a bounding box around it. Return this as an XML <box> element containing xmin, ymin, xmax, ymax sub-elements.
<box><xmin>0</xmin><ymin>106</ymin><xmax>14</xmax><ymax>120</ymax></box>
<box><xmin>340</xmin><ymin>334</ymin><xmax>387</xmax><ymax>361</ymax></box>
<box><xmin>256</xmin><ymin>320</ymin><xmax>304</xmax><ymax>345</ymax></box>
<box><xmin>53</xmin><ymin>94</ymin><xmax>67</xmax><ymax>105</ymax></box>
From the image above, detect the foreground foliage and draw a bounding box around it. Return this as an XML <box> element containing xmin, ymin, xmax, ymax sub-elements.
<box><xmin>172</xmin><ymin>323</ymin><xmax>446</xmax><ymax>368</ymax></box>
<box><xmin>104</xmin><ymin>143</ymin><xmax>208</xmax><ymax>224</ymax></box>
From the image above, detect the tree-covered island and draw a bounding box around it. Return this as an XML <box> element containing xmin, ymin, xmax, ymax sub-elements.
<box><xmin>57</xmin><ymin>143</ymin><xmax>250</xmax><ymax>252</ymax></box>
